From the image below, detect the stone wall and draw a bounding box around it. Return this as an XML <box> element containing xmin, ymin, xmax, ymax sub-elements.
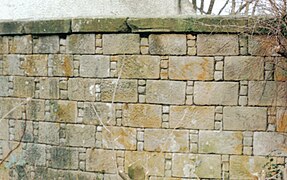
<box><xmin>0</xmin><ymin>17</ymin><xmax>286</xmax><ymax>179</ymax></box>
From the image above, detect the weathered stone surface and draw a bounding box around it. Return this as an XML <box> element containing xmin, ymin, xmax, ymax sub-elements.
<box><xmin>26</xmin><ymin>100</ymin><xmax>44</xmax><ymax>121</ymax></box>
<box><xmin>66</xmin><ymin>34</ymin><xmax>95</xmax><ymax>54</ymax></box>
<box><xmin>0</xmin><ymin>76</ymin><xmax>9</xmax><ymax>96</ymax></box>
<box><xmin>146</xmin><ymin>80</ymin><xmax>186</xmax><ymax>105</ymax></box>
<box><xmin>103</xmin><ymin>34</ymin><xmax>140</xmax><ymax>54</ymax></box>
<box><xmin>102</xmin><ymin>126</ymin><xmax>137</xmax><ymax>150</ymax></box>
<box><xmin>33</xmin><ymin>36</ymin><xmax>59</xmax><ymax>53</ymax></box>
<box><xmin>49</xmin><ymin>55</ymin><xmax>74</xmax><ymax>77</ymax></box>
<box><xmin>79</xmin><ymin>55</ymin><xmax>110</xmax><ymax>77</ymax></box>
<box><xmin>24</xmin><ymin>143</ymin><xmax>46</xmax><ymax>166</ymax></box>
<box><xmin>230</xmin><ymin>156</ymin><xmax>269</xmax><ymax>179</ymax></box>
<box><xmin>169</xmin><ymin>106</ymin><xmax>214</xmax><ymax>129</ymax></box>
<box><xmin>65</xmin><ymin>124</ymin><xmax>95</xmax><ymax>147</ymax></box>
<box><xmin>83</xmin><ymin>102</ymin><xmax>115</xmax><ymax>125</ymax></box>
<box><xmin>117</xmin><ymin>55</ymin><xmax>160</xmax><ymax>79</ymax></box>
<box><xmin>199</xmin><ymin>131</ymin><xmax>243</xmax><ymax>154</ymax></box>
<box><xmin>125</xmin><ymin>151</ymin><xmax>164</xmax><ymax>176</ymax></box>
<box><xmin>0</xmin><ymin>36</ymin><xmax>9</xmax><ymax>54</ymax></box>
<box><xmin>13</xmin><ymin>76</ymin><xmax>35</xmax><ymax>98</ymax></box>
<box><xmin>248</xmin><ymin>81</ymin><xmax>287</xmax><ymax>106</ymax></box>
<box><xmin>223</xmin><ymin>107</ymin><xmax>267</xmax><ymax>131</ymax></box>
<box><xmin>48</xmin><ymin>100</ymin><xmax>77</xmax><ymax>123</ymax></box>
<box><xmin>3</xmin><ymin>55</ymin><xmax>24</xmax><ymax>75</ymax></box>
<box><xmin>49</xmin><ymin>147</ymin><xmax>78</xmax><ymax>170</ymax></box>
<box><xmin>224</xmin><ymin>56</ymin><xmax>264</xmax><ymax>80</ymax></box>
<box><xmin>68</xmin><ymin>78</ymin><xmax>99</xmax><ymax>101</ymax></box>
<box><xmin>14</xmin><ymin>120</ymin><xmax>33</xmax><ymax>142</ymax></box>
<box><xmin>149</xmin><ymin>178</ymin><xmax>181</xmax><ymax>180</ymax></box>
<box><xmin>0</xmin><ymin>21</ymin><xmax>25</xmax><ymax>35</ymax></box>
<box><xmin>249</xmin><ymin>35</ymin><xmax>278</xmax><ymax>56</ymax></box>
<box><xmin>169</xmin><ymin>56</ymin><xmax>214</xmax><ymax>80</ymax></box>
<box><xmin>0</xmin><ymin>166</ymin><xmax>9</xmax><ymax>179</ymax></box>
<box><xmin>194</xmin><ymin>82</ymin><xmax>238</xmax><ymax>105</ymax></box>
<box><xmin>149</xmin><ymin>34</ymin><xmax>186</xmax><ymax>55</ymax></box>
<box><xmin>101</xmin><ymin>79</ymin><xmax>138</xmax><ymax>102</ymax></box>
<box><xmin>275</xmin><ymin>57</ymin><xmax>287</xmax><ymax>81</ymax></box>
<box><xmin>0</xmin><ymin>98</ymin><xmax>22</xmax><ymax>119</ymax></box>
<box><xmin>172</xmin><ymin>153</ymin><xmax>221</xmax><ymax>178</ymax></box>
<box><xmin>22</xmin><ymin>55</ymin><xmax>48</xmax><ymax>76</ymax></box>
<box><xmin>0</xmin><ymin>119</ymin><xmax>8</xmax><ymax>140</ymax></box>
<box><xmin>276</xmin><ymin>108</ymin><xmax>287</xmax><ymax>132</ymax></box>
<box><xmin>24</xmin><ymin>20</ymin><xmax>71</xmax><ymax>34</ymax></box>
<box><xmin>86</xmin><ymin>149</ymin><xmax>117</xmax><ymax>173</ymax></box>
<box><xmin>122</xmin><ymin>104</ymin><xmax>162</xmax><ymax>128</ymax></box>
<box><xmin>197</xmin><ymin>34</ymin><xmax>239</xmax><ymax>55</ymax></box>
<box><xmin>38</xmin><ymin>78</ymin><xmax>59</xmax><ymax>99</ymax></box>
<box><xmin>38</xmin><ymin>122</ymin><xmax>59</xmax><ymax>145</ymax></box>
<box><xmin>10</xmin><ymin>35</ymin><xmax>32</xmax><ymax>54</ymax></box>
<box><xmin>144</xmin><ymin>129</ymin><xmax>189</xmax><ymax>152</ymax></box>
<box><xmin>254</xmin><ymin>132</ymin><xmax>287</xmax><ymax>156</ymax></box>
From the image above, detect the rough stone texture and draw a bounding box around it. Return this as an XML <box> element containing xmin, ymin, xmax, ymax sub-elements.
<box><xmin>146</xmin><ymin>80</ymin><xmax>186</xmax><ymax>105</ymax></box>
<box><xmin>172</xmin><ymin>153</ymin><xmax>221</xmax><ymax>178</ymax></box>
<box><xmin>21</xmin><ymin>55</ymin><xmax>48</xmax><ymax>76</ymax></box>
<box><xmin>144</xmin><ymin>129</ymin><xmax>189</xmax><ymax>152</ymax></box>
<box><xmin>169</xmin><ymin>56</ymin><xmax>214</xmax><ymax>80</ymax></box>
<box><xmin>197</xmin><ymin>34</ymin><xmax>239</xmax><ymax>55</ymax></box>
<box><xmin>48</xmin><ymin>100</ymin><xmax>77</xmax><ymax>123</ymax></box>
<box><xmin>224</xmin><ymin>56</ymin><xmax>264</xmax><ymax>80</ymax></box>
<box><xmin>276</xmin><ymin>107</ymin><xmax>287</xmax><ymax>132</ymax></box>
<box><xmin>275</xmin><ymin>57</ymin><xmax>287</xmax><ymax>81</ymax></box>
<box><xmin>65</xmin><ymin>124</ymin><xmax>95</xmax><ymax>147</ymax></box>
<box><xmin>102</xmin><ymin>34</ymin><xmax>140</xmax><ymax>54</ymax></box>
<box><xmin>102</xmin><ymin>126</ymin><xmax>137</xmax><ymax>150</ymax></box>
<box><xmin>149</xmin><ymin>34</ymin><xmax>186</xmax><ymax>55</ymax></box>
<box><xmin>169</xmin><ymin>106</ymin><xmax>215</xmax><ymax>129</ymax></box>
<box><xmin>38</xmin><ymin>78</ymin><xmax>59</xmax><ymax>99</ymax></box>
<box><xmin>199</xmin><ymin>131</ymin><xmax>243</xmax><ymax>154</ymax></box>
<box><xmin>248</xmin><ymin>35</ymin><xmax>279</xmax><ymax>56</ymax></box>
<box><xmin>38</xmin><ymin>122</ymin><xmax>59</xmax><ymax>145</ymax></box>
<box><xmin>13</xmin><ymin>76</ymin><xmax>35</xmax><ymax>98</ymax></box>
<box><xmin>33</xmin><ymin>36</ymin><xmax>59</xmax><ymax>53</ymax></box>
<box><xmin>122</xmin><ymin>104</ymin><xmax>162</xmax><ymax>128</ymax></box>
<box><xmin>3</xmin><ymin>55</ymin><xmax>24</xmax><ymax>75</ymax></box>
<box><xmin>0</xmin><ymin>98</ymin><xmax>22</xmax><ymax>119</ymax></box>
<box><xmin>194</xmin><ymin>82</ymin><xmax>239</xmax><ymax>105</ymax></box>
<box><xmin>0</xmin><ymin>76</ymin><xmax>9</xmax><ymax>96</ymax></box>
<box><xmin>49</xmin><ymin>54</ymin><xmax>74</xmax><ymax>76</ymax></box>
<box><xmin>223</xmin><ymin>107</ymin><xmax>267</xmax><ymax>131</ymax></box>
<box><xmin>14</xmin><ymin>120</ymin><xmax>34</xmax><ymax>142</ymax></box>
<box><xmin>49</xmin><ymin>147</ymin><xmax>78</xmax><ymax>170</ymax></box>
<box><xmin>86</xmin><ymin>149</ymin><xmax>117</xmax><ymax>173</ymax></box>
<box><xmin>10</xmin><ymin>35</ymin><xmax>32</xmax><ymax>54</ymax></box>
<box><xmin>0</xmin><ymin>119</ymin><xmax>8</xmax><ymax>140</ymax></box>
<box><xmin>253</xmin><ymin>132</ymin><xmax>287</xmax><ymax>156</ymax></box>
<box><xmin>83</xmin><ymin>102</ymin><xmax>115</xmax><ymax>125</ymax></box>
<box><xmin>248</xmin><ymin>81</ymin><xmax>287</xmax><ymax>106</ymax></box>
<box><xmin>26</xmin><ymin>99</ymin><xmax>45</xmax><ymax>120</ymax></box>
<box><xmin>68</xmin><ymin>78</ymin><xmax>99</xmax><ymax>101</ymax></box>
<box><xmin>117</xmin><ymin>55</ymin><xmax>160</xmax><ymax>79</ymax></box>
<box><xmin>24</xmin><ymin>144</ymin><xmax>46</xmax><ymax>166</ymax></box>
<box><xmin>79</xmin><ymin>55</ymin><xmax>110</xmax><ymax>77</ymax></box>
<box><xmin>66</xmin><ymin>34</ymin><xmax>95</xmax><ymax>54</ymax></box>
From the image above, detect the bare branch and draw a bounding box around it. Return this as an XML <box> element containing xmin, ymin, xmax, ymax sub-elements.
<box><xmin>199</xmin><ymin>0</ymin><xmax>204</xmax><ymax>14</ymax></box>
<box><xmin>231</xmin><ymin>0</ymin><xmax>236</xmax><ymax>14</ymax></box>
<box><xmin>218</xmin><ymin>0</ymin><xmax>230</xmax><ymax>15</ymax></box>
<box><xmin>207</xmin><ymin>0</ymin><xmax>216</xmax><ymax>14</ymax></box>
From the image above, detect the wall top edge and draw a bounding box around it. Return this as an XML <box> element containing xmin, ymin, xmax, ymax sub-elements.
<box><xmin>0</xmin><ymin>16</ymin><xmax>273</xmax><ymax>35</ymax></box>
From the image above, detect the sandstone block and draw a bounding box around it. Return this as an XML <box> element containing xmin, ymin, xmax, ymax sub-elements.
<box><xmin>224</xmin><ymin>56</ymin><xmax>264</xmax><ymax>80</ymax></box>
<box><xmin>48</xmin><ymin>100</ymin><xmax>77</xmax><ymax>123</ymax></box>
<box><xmin>10</xmin><ymin>35</ymin><xmax>32</xmax><ymax>54</ymax></box>
<box><xmin>197</xmin><ymin>34</ymin><xmax>239</xmax><ymax>55</ymax></box>
<box><xmin>0</xmin><ymin>98</ymin><xmax>22</xmax><ymax>119</ymax></box>
<box><xmin>276</xmin><ymin>107</ymin><xmax>287</xmax><ymax>132</ymax></box>
<box><xmin>144</xmin><ymin>129</ymin><xmax>189</xmax><ymax>152</ymax></box>
<box><xmin>117</xmin><ymin>55</ymin><xmax>160</xmax><ymax>79</ymax></box>
<box><xmin>66</xmin><ymin>34</ymin><xmax>95</xmax><ymax>54</ymax></box>
<box><xmin>0</xmin><ymin>119</ymin><xmax>8</xmax><ymax>140</ymax></box>
<box><xmin>122</xmin><ymin>104</ymin><xmax>162</xmax><ymax>128</ymax></box>
<box><xmin>103</xmin><ymin>34</ymin><xmax>140</xmax><ymax>54</ymax></box>
<box><xmin>14</xmin><ymin>120</ymin><xmax>33</xmax><ymax>142</ymax></box>
<box><xmin>66</xmin><ymin>124</ymin><xmax>95</xmax><ymax>147</ymax></box>
<box><xmin>86</xmin><ymin>149</ymin><xmax>117</xmax><ymax>173</ymax></box>
<box><xmin>68</xmin><ymin>78</ymin><xmax>99</xmax><ymax>101</ymax></box>
<box><xmin>248</xmin><ymin>35</ymin><xmax>278</xmax><ymax>56</ymax></box>
<box><xmin>24</xmin><ymin>144</ymin><xmax>46</xmax><ymax>166</ymax></box>
<box><xmin>38</xmin><ymin>78</ymin><xmax>59</xmax><ymax>99</ymax></box>
<box><xmin>0</xmin><ymin>76</ymin><xmax>9</xmax><ymax>96</ymax></box>
<box><xmin>26</xmin><ymin>99</ymin><xmax>45</xmax><ymax>120</ymax></box>
<box><xmin>49</xmin><ymin>147</ymin><xmax>78</xmax><ymax>170</ymax></box>
<box><xmin>33</xmin><ymin>36</ymin><xmax>59</xmax><ymax>53</ymax></box>
<box><xmin>223</xmin><ymin>107</ymin><xmax>267</xmax><ymax>131</ymax></box>
<box><xmin>49</xmin><ymin>55</ymin><xmax>73</xmax><ymax>77</ymax></box>
<box><xmin>275</xmin><ymin>57</ymin><xmax>287</xmax><ymax>81</ymax></box>
<box><xmin>38</xmin><ymin>122</ymin><xmax>59</xmax><ymax>145</ymax></box>
<box><xmin>83</xmin><ymin>102</ymin><xmax>115</xmax><ymax>125</ymax></box>
<box><xmin>13</xmin><ymin>76</ymin><xmax>35</xmax><ymax>98</ymax></box>
<box><xmin>149</xmin><ymin>34</ymin><xmax>186</xmax><ymax>55</ymax></box>
<box><xmin>199</xmin><ymin>131</ymin><xmax>243</xmax><ymax>154</ymax></box>
<box><xmin>169</xmin><ymin>106</ymin><xmax>214</xmax><ymax>129</ymax></box>
<box><xmin>3</xmin><ymin>55</ymin><xmax>24</xmax><ymax>75</ymax></box>
<box><xmin>169</xmin><ymin>56</ymin><xmax>214</xmax><ymax>80</ymax></box>
<box><xmin>0</xmin><ymin>36</ymin><xmax>8</xmax><ymax>54</ymax></box>
<box><xmin>22</xmin><ymin>55</ymin><xmax>48</xmax><ymax>76</ymax></box>
<box><xmin>79</xmin><ymin>55</ymin><xmax>110</xmax><ymax>77</ymax></box>
<box><xmin>146</xmin><ymin>80</ymin><xmax>186</xmax><ymax>105</ymax></box>
<box><xmin>194</xmin><ymin>82</ymin><xmax>238</xmax><ymax>105</ymax></box>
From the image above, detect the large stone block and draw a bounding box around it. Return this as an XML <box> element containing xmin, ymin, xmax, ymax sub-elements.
<box><xmin>0</xmin><ymin>98</ymin><xmax>22</xmax><ymax>119</ymax></box>
<box><xmin>149</xmin><ymin>34</ymin><xmax>186</xmax><ymax>55</ymax></box>
<box><xmin>276</xmin><ymin>107</ymin><xmax>287</xmax><ymax>132</ymax></box>
<box><xmin>10</xmin><ymin>35</ymin><xmax>32</xmax><ymax>54</ymax></box>
<box><xmin>125</xmin><ymin>151</ymin><xmax>165</xmax><ymax>176</ymax></box>
<box><xmin>79</xmin><ymin>55</ymin><xmax>110</xmax><ymax>77</ymax></box>
<box><xmin>0</xmin><ymin>76</ymin><xmax>9</xmax><ymax>96</ymax></box>
<box><xmin>199</xmin><ymin>131</ymin><xmax>243</xmax><ymax>154</ymax></box>
<box><xmin>0</xmin><ymin>119</ymin><xmax>8</xmax><ymax>140</ymax></box>
<box><xmin>197</xmin><ymin>34</ymin><xmax>239</xmax><ymax>55</ymax></box>
<box><xmin>14</xmin><ymin>120</ymin><xmax>33</xmax><ymax>142</ymax></box>
<box><xmin>3</xmin><ymin>55</ymin><xmax>24</xmax><ymax>75</ymax></box>
<box><xmin>38</xmin><ymin>122</ymin><xmax>59</xmax><ymax>145</ymax></box>
<box><xmin>194</xmin><ymin>82</ymin><xmax>238</xmax><ymax>105</ymax></box>
<box><xmin>24</xmin><ymin>144</ymin><xmax>46</xmax><ymax>166</ymax></box>
<box><xmin>169</xmin><ymin>56</ymin><xmax>214</xmax><ymax>80</ymax></box>
<box><xmin>172</xmin><ymin>153</ymin><xmax>221</xmax><ymax>178</ymax></box>
<box><xmin>68</xmin><ymin>78</ymin><xmax>99</xmax><ymax>101</ymax></box>
<box><xmin>248</xmin><ymin>81</ymin><xmax>287</xmax><ymax>106</ymax></box>
<box><xmin>253</xmin><ymin>132</ymin><xmax>287</xmax><ymax>156</ymax></box>
<box><xmin>146</xmin><ymin>80</ymin><xmax>186</xmax><ymax>105</ymax></box>
<box><xmin>169</xmin><ymin>106</ymin><xmax>214</xmax><ymax>129</ymax></box>
<box><xmin>248</xmin><ymin>35</ymin><xmax>278</xmax><ymax>56</ymax></box>
<box><xmin>83</xmin><ymin>102</ymin><xmax>115</xmax><ymax>125</ymax></box>
<box><xmin>103</xmin><ymin>34</ymin><xmax>140</xmax><ymax>54</ymax></box>
<box><xmin>38</xmin><ymin>77</ymin><xmax>59</xmax><ymax>99</ymax></box>
<box><xmin>49</xmin><ymin>54</ymin><xmax>74</xmax><ymax>77</ymax></box>
<box><xmin>144</xmin><ymin>129</ymin><xmax>189</xmax><ymax>152</ymax></box>
<box><xmin>223</xmin><ymin>107</ymin><xmax>267</xmax><ymax>131</ymax></box>
<box><xmin>275</xmin><ymin>57</ymin><xmax>287</xmax><ymax>81</ymax></box>
<box><xmin>33</xmin><ymin>36</ymin><xmax>59</xmax><ymax>53</ymax></box>
<box><xmin>86</xmin><ymin>149</ymin><xmax>117</xmax><ymax>173</ymax></box>
<box><xmin>48</xmin><ymin>100</ymin><xmax>77</xmax><ymax>123</ymax></box>
<box><xmin>65</xmin><ymin>124</ymin><xmax>95</xmax><ymax>147</ymax></box>
<box><xmin>101</xmin><ymin>79</ymin><xmax>138</xmax><ymax>103</ymax></box>
<box><xmin>66</xmin><ymin>34</ymin><xmax>95</xmax><ymax>54</ymax></box>
<box><xmin>117</xmin><ymin>55</ymin><xmax>160</xmax><ymax>79</ymax></box>
<box><xmin>224</xmin><ymin>56</ymin><xmax>264</xmax><ymax>80</ymax></box>
<box><xmin>49</xmin><ymin>147</ymin><xmax>78</xmax><ymax>170</ymax></box>
<box><xmin>0</xmin><ymin>36</ymin><xmax>8</xmax><ymax>54</ymax></box>
<box><xmin>26</xmin><ymin>99</ymin><xmax>45</xmax><ymax>120</ymax></box>
<box><xmin>102</xmin><ymin>126</ymin><xmax>137</xmax><ymax>150</ymax></box>
<box><xmin>122</xmin><ymin>104</ymin><xmax>162</xmax><ymax>128</ymax></box>
<box><xmin>13</xmin><ymin>76</ymin><xmax>35</xmax><ymax>98</ymax></box>
<box><xmin>22</xmin><ymin>55</ymin><xmax>48</xmax><ymax>76</ymax></box>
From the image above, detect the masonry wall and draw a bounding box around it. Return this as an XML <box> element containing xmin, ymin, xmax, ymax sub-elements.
<box><xmin>0</xmin><ymin>17</ymin><xmax>286</xmax><ymax>180</ymax></box>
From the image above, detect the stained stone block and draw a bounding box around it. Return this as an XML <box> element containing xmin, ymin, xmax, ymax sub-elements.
<box><xmin>0</xmin><ymin>36</ymin><xmax>9</xmax><ymax>54</ymax></box>
<box><xmin>10</xmin><ymin>35</ymin><xmax>32</xmax><ymax>54</ymax></box>
<box><xmin>146</xmin><ymin>80</ymin><xmax>186</xmax><ymax>105</ymax></box>
<box><xmin>86</xmin><ymin>149</ymin><xmax>117</xmax><ymax>173</ymax></box>
<box><xmin>122</xmin><ymin>104</ymin><xmax>162</xmax><ymax>128</ymax></box>
<box><xmin>79</xmin><ymin>55</ymin><xmax>110</xmax><ymax>77</ymax></box>
<box><xmin>117</xmin><ymin>55</ymin><xmax>160</xmax><ymax>79</ymax></box>
<box><xmin>65</xmin><ymin>124</ymin><xmax>95</xmax><ymax>147</ymax></box>
<box><xmin>83</xmin><ymin>102</ymin><xmax>115</xmax><ymax>125</ymax></box>
<box><xmin>169</xmin><ymin>56</ymin><xmax>214</xmax><ymax>80</ymax></box>
<box><xmin>144</xmin><ymin>129</ymin><xmax>189</xmax><ymax>152</ymax></box>
<box><xmin>49</xmin><ymin>147</ymin><xmax>78</xmax><ymax>170</ymax></box>
<box><xmin>33</xmin><ymin>36</ymin><xmax>59</xmax><ymax>53</ymax></box>
<box><xmin>38</xmin><ymin>78</ymin><xmax>59</xmax><ymax>99</ymax></box>
<box><xmin>0</xmin><ymin>98</ymin><xmax>22</xmax><ymax>119</ymax></box>
<box><xmin>102</xmin><ymin>34</ymin><xmax>140</xmax><ymax>54</ymax></box>
<box><xmin>24</xmin><ymin>144</ymin><xmax>46</xmax><ymax>166</ymax></box>
<box><xmin>199</xmin><ymin>131</ymin><xmax>243</xmax><ymax>154</ymax></box>
<box><xmin>26</xmin><ymin>99</ymin><xmax>45</xmax><ymax>120</ymax></box>
<box><xmin>276</xmin><ymin>107</ymin><xmax>287</xmax><ymax>132</ymax></box>
<box><xmin>0</xmin><ymin>76</ymin><xmax>9</xmax><ymax>96</ymax></box>
<box><xmin>14</xmin><ymin>120</ymin><xmax>33</xmax><ymax>142</ymax></box>
<box><xmin>22</xmin><ymin>55</ymin><xmax>48</xmax><ymax>76</ymax></box>
<box><xmin>3</xmin><ymin>55</ymin><xmax>24</xmax><ymax>75</ymax></box>
<box><xmin>223</xmin><ymin>107</ymin><xmax>267</xmax><ymax>131</ymax></box>
<box><xmin>38</xmin><ymin>122</ymin><xmax>59</xmax><ymax>145</ymax></box>
<box><xmin>197</xmin><ymin>34</ymin><xmax>239</xmax><ymax>55</ymax></box>
<box><xmin>66</xmin><ymin>34</ymin><xmax>95</xmax><ymax>54</ymax></box>
<box><xmin>68</xmin><ymin>78</ymin><xmax>99</xmax><ymax>101</ymax></box>
<box><xmin>48</xmin><ymin>100</ymin><xmax>77</xmax><ymax>123</ymax></box>
<box><xmin>275</xmin><ymin>57</ymin><xmax>287</xmax><ymax>81</ymax></box>
<box><xmin>149</xmin><ymin>34</ymin><xmax>186</xmax><ymax>55</ymax></box>
<box><xmin>49</xmin><ymin>54</ymin><xmax>73</xmax><ymax>77</ymax></box>
<box><xmin>13</xmin><ymin>76</ymin><xmax>35</xmax><ymax>98</ymax></box>
<box><xmin>224</xmin><ymin>56</ymin><xmax>264</xmax><ymax>80</ymax></box>
<box><xmin>0</xmin><ymin>119</ymin><xmax>8</xmax><ymax>140</ymax></box>
<box><xmin>248</xmin><ymin>35</ymin><xmax>278</xmax><ymax>56</ymax></box>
